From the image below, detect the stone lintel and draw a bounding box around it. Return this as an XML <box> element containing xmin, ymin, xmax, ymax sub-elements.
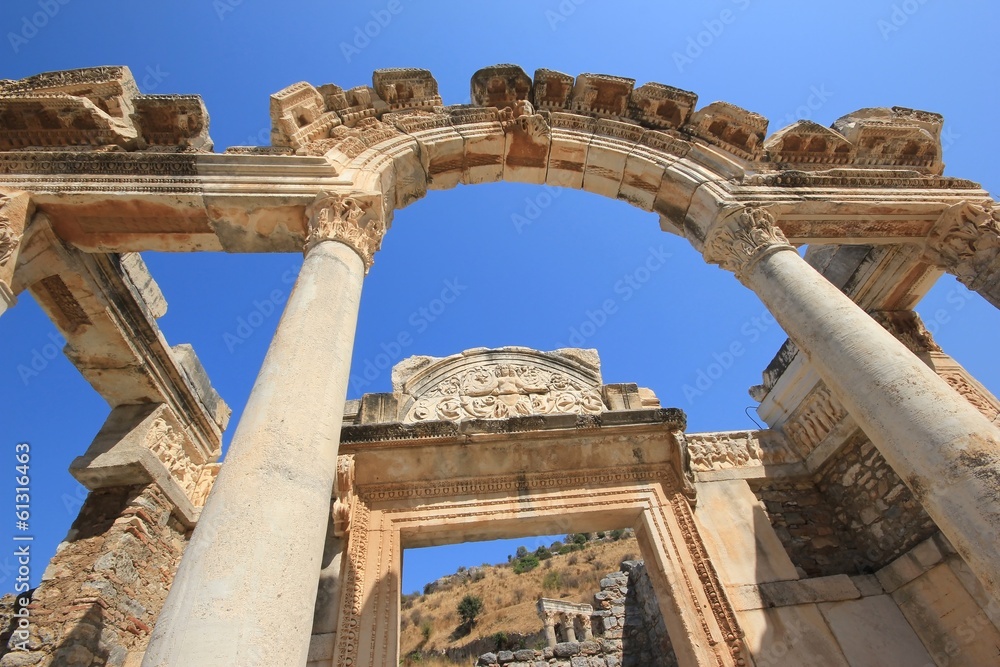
<box><xmin>69</xmin><ymin>403</ymin><xmax>202</xmax><ymax>527</ymax></box>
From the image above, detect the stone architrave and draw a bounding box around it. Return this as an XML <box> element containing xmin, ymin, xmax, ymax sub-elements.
<box><xmin>704</xmin><ymin>205</ymin><xmax>1000</xmax><ymax>602</ymax></box>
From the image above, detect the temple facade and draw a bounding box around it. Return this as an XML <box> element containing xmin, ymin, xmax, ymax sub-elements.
<box><xmin>0</xmin><ymin>64</ymin><xmax>998</xmax><ymax>666</ymax></box>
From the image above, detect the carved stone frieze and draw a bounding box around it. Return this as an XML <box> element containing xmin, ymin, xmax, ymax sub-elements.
<box><xmin>0</xmin><ymin>194</ymin><xmax>20</xmax><ymax>266</ymax></box>
<box><xmin>404</xmin><ymin>362</ymin><xmax>604</xmax><ymax>423</ymax></box>
<box><xmin>782</xmin><ymin>385</ymin><xmax>847</xmax><ymax>456</ymax></box>
<box><xmin>941</xmin><ymin>372</ymin><xmax>1000</xmax><ymax>423</ymax></box>
<box><xmin>145</xmin><ymin>416</ymin><xmax>202</xmax><ymax>499</ymax></box>
<box><xmin>703</xmin><ymin>207</ymin><xmax>793</xmax><ymax>280</ymax></box>
<box><xmin>190</xmin><ymin>463</ymin><xmax>220</xmax><ymax>507</ymax></box>
<box><xmin>689</xmin><ymin>431</ymin><xmax>759</xmax><ymax>469</ymax></box>
<box><xmin>304</xmin><ymin>191</ymin><xmax>385</xmax><ymax>270</ymax></box>
<box><xmin>868</xmin><ymin>310</ymin><xmax>941</xmax><ymax>354</ymax></box>
<box><xmin>923</xmin><ymin>201</ymin><xmax>1000</xmax><ymax>291</ymax></box>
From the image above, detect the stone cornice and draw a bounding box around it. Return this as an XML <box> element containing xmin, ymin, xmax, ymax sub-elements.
<box><xmin>702</xmin><ymin>207</ymin><xmax>795</xmax><ymax>282</ymax></box>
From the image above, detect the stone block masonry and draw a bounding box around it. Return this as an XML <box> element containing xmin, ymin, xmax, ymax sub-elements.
<box><xmin>0</xmin><ymin>484</ymin><xmax>188</xmax><ymax>667</ymax></box>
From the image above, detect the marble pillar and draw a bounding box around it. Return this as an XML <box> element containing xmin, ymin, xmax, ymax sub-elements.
<box><xmin>704</xmin><ymin>206</ymin><xmax>1000</xmax><ymax>601</ymax></box>
<box><xmin>143</xmin><ymin>193</ymin><xmax>384</xmax><ymax>666</ymax></box>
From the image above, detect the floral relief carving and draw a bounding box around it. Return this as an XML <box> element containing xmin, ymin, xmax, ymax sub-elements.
<box><xmin>404</xmin><ymin>362</ymin><xmax>605</xmax><ymax>422</ymax></box>
<box><xmin>924</xmin><ymin>202</ymin><xmax>1000</xmax><ymax>291</ymax></box>
<box><xmin>0</xmin><ymin>195</ymin><xmax>20</xmax><ymax>267</ymax></box>
<box><xmin>304</xmin><ymin>191</ymin><xmax>385</xmax><ymax>271</ymax></box>
<box><xmin>703</xmin><ymin>207</ymin><xmax>793</xmax><ymax>280</ymax></box>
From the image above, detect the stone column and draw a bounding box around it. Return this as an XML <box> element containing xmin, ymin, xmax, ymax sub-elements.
<box><xmin>564</xmin><ymin>615</ymin><xmax>577</xmax><ymax>643</ymax></box>
<box><xmin>703</xmin><ymin>207</ymin><xmax>1000</xmax><ymax>601</ymax></box>
<box><xmin>142</xmin><ymin>192</ymin><xmax>385</xmax><ymax>667</ymax></box>
<box><xmin>543</xmin><ymin>615</ymin><xmax>558</xmax><ymax>648</ymax></box>
<box><xmin>579</xmin><ymin>614</ymin><xmax>593</xmax><ymax>641</ymax></box>
<box><xmin>0</xmin><ymin>191</ymin><xmax>30</xmax><ymax>316</ymax></box>
<box><xmin>922</xmin><ymin>201</ymin><xmax>1000</xmax><ymax>310</ymax></box>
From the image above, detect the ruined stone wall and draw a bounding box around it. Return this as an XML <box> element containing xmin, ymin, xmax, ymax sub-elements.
<box><xmin>815</xmin><ymin>431</ymin><xmax>938</xmax><ymax>568</ymax></box>
<box><xmin>0</xmin><ymin>484</ymin><xmax>188</xmax><ymax>667</ymax></box>
<box><xmin>619</xmin><ymin>561</ymin><xmax>675</xmax><ymax>667</ymax></box>
<box><xmin>754</xmin><ymin>431</ymin><xmax>939</xmax><ymax>577</ymax></box>
<box><xmin>477</xmin><ymin>561</ymin><xmax>674</xmax><ymax>667</ymax></box>
<box><xmin>753</xmin><ymin>481</ymin><xmax>865</xmax><ymax>577</ymax></box>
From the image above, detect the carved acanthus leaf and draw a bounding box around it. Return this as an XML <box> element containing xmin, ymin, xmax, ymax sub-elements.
<box><xmin>304</xmin><ymin>192</ymin><xmax>385</xmax><ymax>271</ymax></box>
<box><xmin>923</xmin><ymin>202</ymin><xmax>1000</xmax><ymax>291</ymax></box>
<box><xmin>405</xmin><ymin>362</ymin><xmax>604</xmax><ymax>423</ymax></box>
<box><xmin>703</xmin><ymin>207</ymin><xmax>793</xmax><ymax>280</ymax></box>
<box><xmin>0</xmin><ymin>195</ymin><xmax>20</xmax><ymax>266</ymax></box>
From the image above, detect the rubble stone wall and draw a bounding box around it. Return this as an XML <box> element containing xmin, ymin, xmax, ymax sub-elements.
<box><xmin>0</xmin><ymin>484</ymin><xmax>188</xmax><ymax>667</ymax></box>
<box><xmin>755</xmin><ymin>431</ymin><xmax>939</xmax><ymax>577</ymax></box>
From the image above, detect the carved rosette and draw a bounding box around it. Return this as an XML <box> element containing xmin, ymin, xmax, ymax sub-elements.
<box><xmin>923</xmin><ymin>201</ymin><xmax>1000</xmax><ymax>291</ymax></box>
<box><xmin>304</xmin><ymin>191</ymin><xmax>385</xmax><ymax>272</ymax></box>
<box><xmin>405</xmin><ymin>362</ymin><xmax>605</xmax><ymax>422</ymax></box>
<box><xmin>0</xmin><ymin>195</ymin><xmax>20</xmax><ymax>267</ymax></box>
<box><xmin>703</xmin><ymin>207</ymin><xmax>793</xmax><ymax>281</ymax></box>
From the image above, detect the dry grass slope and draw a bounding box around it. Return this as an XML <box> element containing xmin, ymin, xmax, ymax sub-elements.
<box><xmin>400</xmin><ymin>535</ymin><xmax>639</xmax><ymax>664</ymax></box>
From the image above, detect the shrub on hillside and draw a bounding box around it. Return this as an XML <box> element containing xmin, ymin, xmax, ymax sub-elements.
<box><xmin>457</xmin><ymin>594</ymin><xmax>484</xmax><ymax>626</ymax></box>
<box><xmin>512</xmin><ymin>553</ymin><xmax>540</xmax><ymax>574</ymax></box>
<box><xmin>542</xmin><ymin>570</ymin><xmax>563</xmax><ymax>591</ymax></box>
<box><xmin>535</xmin><ymin>546</ymin><xmax>552</xmax><ymax>560</ymax></box>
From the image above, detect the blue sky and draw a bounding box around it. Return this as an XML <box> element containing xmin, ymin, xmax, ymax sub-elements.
<box><xmin>1</xmin><ymin>1</ymin><xmax>998</xmax><ymax>596</ymax></box>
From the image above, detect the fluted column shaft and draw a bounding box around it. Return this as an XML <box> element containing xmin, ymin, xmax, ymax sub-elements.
<box><xmin>705</xmin><ymin>207</ymin><xmax>1000</xmax><ymax>601</ymax></box>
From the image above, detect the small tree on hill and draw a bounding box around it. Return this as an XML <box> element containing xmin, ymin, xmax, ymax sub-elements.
<box><xmin>458</xmin><ymin>594</ymin><xmax>484</xmax><ymax>627</ymax></box>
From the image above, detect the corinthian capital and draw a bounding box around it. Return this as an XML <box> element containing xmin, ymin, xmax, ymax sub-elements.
<box><xmin>703</xmin><ymin>207</ymin><xmax>793</xmax><ymax>280</ymax></box>
<box><xmin>304</xmin><ymin>191</ymin><xmax>386</xmax><ymax>272</ymax></box>
<box><xmin>923</xmin><ymin>201</ymin><xmax>1000</xmax><ymax>291</ymax></box>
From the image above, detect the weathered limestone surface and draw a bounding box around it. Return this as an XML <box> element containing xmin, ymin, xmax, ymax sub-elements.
<box><xmin>694</xmin><ymin>479</ymin><xmax>799</xmax><ymax>585</ymax></box>
<box><xmin>0</xmin><ymin>485</ymin><xmax>187</xmax><ymax>667</ymax></box>
<box><xmin>2</xmin><ymin>63</ymin><xmax>999</xmax><ymax>667</ymax></box>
